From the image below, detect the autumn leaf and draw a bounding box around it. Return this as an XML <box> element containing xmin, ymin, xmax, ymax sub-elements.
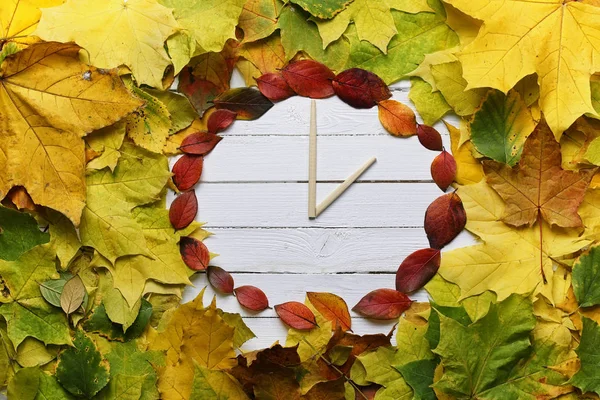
<box><xmin>256</xmin><ymin>73</ymin><xmax>296</xmax><ymax>102</ymax></box>
<box><xmin>0</xmin><ymin>206</ymin><xmax>49</xmax><ymax>261</ymax></box>
<box><xmin>430</xmin><ymin>61</ymin><xmax>486</xmax><ymax>117</ymax></box>
<box><xmin>281</xmin><ymin>60</ymin><xmax>335</xmax><ymax>99</ymax></box>
<box><xmin>179</xmin><ymin>236</ymin><xmax>210</xmax><ymax>271</ymax></box>
<box><xmin>85</xmin><ymin>122</ymin><xmax>126</xmax><ymax>172</ymax></box>
<box><xmin>0</xmin><ymin>42</ymin><xmax>142</xmax><ymax>226</ymax></box>
<box><xmin>1</xmin><ymin>0</ymin><xmax>64</xmax><ymax>44</ymax></box>
<box><xmin>446</xmin><ymin>0</ymin><xmax>600</xmax><ymax>137</ymax></box>
<box><xmin>275</xmin><ymin>301</ymin><xmax>318</xmax><ymax>330</ymax></box>
<box><xmin>572</xmin><ymin>245</ymin><xmax>600</xmax><ymax>308</ymax></box>
<box><xmin>36</xmin><ymin>0</ymin><xmax>179</xmax><ymax>88</ymax></box>
<box><xmin>234</xmin><ymin>285</ymin><xmax>270</xmax><ymax>311</ymax></box>
<box><xmin>484</xmin><ymin>122</ymin><xmax>595</xmax><ymax>229</ymax></box>
<box><xmin>314</xmin><ymin>0</ymin><xmax>433</xmax><ymax>52</ymax></box>
<box><xmin>430</xmin><ymin>150</ymin><xmax>457</xmax><ymax>191</ymax></box>
<box><xmin>208</xmin><ymin>109</ymin><xmax>238</xmax><ymax>134</ymax></box>
<box><xmin>169</xmin><ymin>191</ymin><xmax>198</xmax><ymax>230</ymax></box>
<box><xmin>377</xmin><ymin>100</ymin><xmax>417</xmax><ymax>137</ymax></box>
<box><xmin>396</xmin><ymin>248</ymin><xmax>441</xmax><ymax>293</ymax></box>
<box><xmin>180</xmin><ymin>132</ymin><xmax>223</xmax><ymax>156</ymax></box>
<box><xmin>571</xmin><ymin>317</ymin><xmax>600</xmax><ymax>395</ymax></box>
<box><xmin>289</xmin><ymin>0</ymin><xmax>351</xmax><ymax>19</ymax></box>
<box><xmin>207</xmin><ymin>266</ymin><xmax>234</xmax><ymax>294</ymax></box>
<box><xmin>409</xmin><ymin>78</ymin><xmax>451</xmax><ymax>126</ymax></box>
<box><xmin>470</xmin><ymin>90</ymin><xmax>536</xmax><ymax>167</ymax></box>
<box><xmin>332</xmin><ymin>68</ymin><xmax>391</xmax><ymax>109</ymax></box>
<box><xmin>214</xmin><ymin>87</ymin><xmax>274</xmax><ymax>119</ymax></box>
<box><xmin>172</xmin><ymin>155</ymin><xmax>204</xmax><ymax>191</ymax></box>
<box><xmin>424</xmin><ymin>193</ymin><xmax>466</xmax><ymax>249</ymax></box>
<box><xmin>238</xmin><ymin>0</ymin><xmax>283</xmax><ymax>43</ymax></box>
<box><xmin>307</xmin><ymin>292</ymin><xmax>352</xmax><ymax>332</ymax></box>
<box><xmin>352</xmin><ymin>289</ymin><xmax>412</xmax><ymax>320</ymax></box>
<box><xmin>445</xmin><ymin>120</ymin><xmax>484</xmax><ymax>186</ymax></box>
<box><xmin>190</xmin><ymin>362</ymin><xmax>250</xmax><ymax>399</ymax></box>
<box><xmin>59</xmin><ymin>276</ymin><xmax>85</xmax><ymax>315</ymax></box>
<box><xmin>238</xmin><ymin>33</ymin><xmax>287</xmax><ymax>84</ymax></box>
<box><xmin>417</xmin><ymin>124</ymin><xmax>443</xmax><ymax>151</ymax></box>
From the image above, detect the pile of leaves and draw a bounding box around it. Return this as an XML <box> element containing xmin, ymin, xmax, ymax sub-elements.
<box><xmin>3</xmin><ymin>0</ymin><xmax>600</xmax><ymax>399</ymax></box>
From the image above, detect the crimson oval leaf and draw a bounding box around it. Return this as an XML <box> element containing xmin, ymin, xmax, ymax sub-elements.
<box><xmin>207</xmin><ymin>266</ymin><xmax>234</xmax><ymax>294</ymax></box>
<box><xmin>213</xmin><ymin>87</ymin><xmax>274</xmax><ymax>120</ymax></box>
<box><xmin>179</xmin><ymin>236</ymin><xmax>209</xmax><ymax>271</ymax></box>
<box><xmin>377</xmin><ymin>100</ymin><xmax>417</xmax><ymax>136</ymax></box>
<box><xmin>275</xmin><ymin>301</ymin><xmax>318</xmax><ymax>330</ymax></box>
<box><xmin>207</xmin><ymin>109</ymin><xmax>237</xmax><ymax>134</ymax></box>
<box><xmin>332</xmin><ymin>68</ymin><xmax>391</xmax><ymax>109</ymax></box>
<box><xmin>256</xmin><ymin>73</ymin><xmax>296</xmax><ymax>101</ymax></box>
<box><xmin>172</xmin><ymin>154</ymin><xmax>203</xmax><ymax>191</ymax></box>
<box><xmin>307</xmin><ymin>292</ymin><xmax>351</xmax><ymax>332</ymax></box>
<box><xmin>431</xmin><ymin>150</ymin><xmax>457</xmax><ymax>191</ymax></box>
<box><xmin>180</xmin><ymin>131</ymin><xmax>222</xmax><ymax>155</ymax></box>
<box><xmin>281</xmin><ymin>60</ymin><xmax>335</xmax><ymax>99</ymax></box>
<box><xmin>417</xmin><ymin>124</ymin><xmax>443</xmax><ymax>151</ymax></box>
<box><xmin>234</xmin><ymin>285</ymin><xmax>269</xmax><ymax>311</ymax></box>
<box><xmin>352</xmin><ymin>289</ymin><xmax>412</xmax><ymax>320</ymax></box>
<box><xmin>169</xmin><ymin>191</ymin><xmax>198</xmax><ymax>230</ymax></box>
<box><xmin>395</xmin><ymin>248</ymin><xmax>441</xmax><ymax>293</ymax></box>
<box><xmin>424</xmin><ymin>192</ymin><xmax>467</xmax><ymax>249</ymax></box>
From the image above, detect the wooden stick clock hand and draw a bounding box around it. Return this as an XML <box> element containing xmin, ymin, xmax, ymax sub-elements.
<box><xmin>308</xmin><ymin>100</ymin><xmax>377</xmax><ymax>219</ymax></box>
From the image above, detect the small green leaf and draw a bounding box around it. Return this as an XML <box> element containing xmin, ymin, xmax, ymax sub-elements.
<box><xmin>0</xmin><ymin>206</ymin><xmax>49</xmax><ymax>261</ymax></box>
<box><xmin>288</xmin><ymin>0</ymin><xmax>352</xmax><ymax>19</ymax></box>
<box><xmin>571</xmin><ymin>317</ymin><xmax>600</xmax><ymax>395</ymax></box>
<box><xmin>396</xmin><ymin>359</ymin><xmax>438</xmax><ymax>400</ymax></box>
<box><xmin>573</xmin><ymin>245</ymin><xmax>600</xmax><ymax>308</ymax></box>
<box><xmin>84</xmin><ymin>299</ymin><xmax>153</xmax><ymax>342</ymax></box>
<box><xmin>60</xmin><ymin>276</ymin><xmax>86</xmax><ymax>315</ymax></box>
<box><xmin>56</xmin><ymin>330</ymin><xmax>110</xmax><ymax>398</ymax></box>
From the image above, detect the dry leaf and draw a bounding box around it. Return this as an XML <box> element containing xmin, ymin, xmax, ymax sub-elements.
<box><xmin>275</xmin><ymin>301</ymin><xmax>318</xmax><ymax>330</ymax></box>
<box><xmin>179</xmin><ymin>236</ymin><xmax>210</xmax><ymax>271</ymax></box>
<box><xmin>377</xmin><ymin>100</ymin><xmax>417</xmax><ymax>137</ymax></box>
<box><xmin>307</xmin><ymin>292</ymin><xmax>352</xmax><ymax>332</ymax></box>
<box><xmin>172</xmin><ymin>155</ymin><xmax>204</xmax><ymax>191</ymax></box>
<box><xmin>207</xmin><ymin>266</ymin><xmax>235</xmax><ymax>294</ymax></box>
<box><xmin>431</xmin><ymin>150</ymin><xmax>457</xmax><ymax>191</ymax></box>
<box><xmin>424</xmin><ymin>193</ymin><xmax>467</xmax><ymax>249</ymax></box>
<box><xmin>169</xmin><ymin>191</ymin><xmax>198</xmax><ymax>230</ymax></box>
<box><xmin>352</xmin><ymin>289</ymin><xmax>412</xmax><ymax>320</ymax></box>
<box><xmin>281</xmin><ymin>60</ymin><xmax>335</xmax><ymax>99</ymax></box>
<box><xmin>234</xmin><ymin>285</ymin><xmax>269</xmax><ymax>311</ymax></box>
<box><xmin>396</xmin><ymin>248</ymin><xmax>441</xmax><ymax>293</ymax></box>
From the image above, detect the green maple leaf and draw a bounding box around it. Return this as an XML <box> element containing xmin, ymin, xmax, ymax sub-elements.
<box><xmin>80</xmin><ymin>142</ymin><xmax>171</xmax><ymax>264</ymax></box>
<box><xmin>573</xmin><ymin>245</ymin><xmax>600</xmax><ymax>308</ymax></box>
<box><xmin>433</xmin><ymin>294</ymin><xmax>536</xmax><ymax>399</ymax></box>
<box><xmin>396</xmin><ymin>359</ymin><xmax>437</xmax><ymax>400</ymax></box>
<box><xmin>571</xmin><ymin>318</ymin><xmax>600</xmax><ymax>395</ymax></box>
<box><xmin>0</xmin><ymin>206</ymin><xmax>49</xmax><ymax>262</ymax></box>
<box><xmin>56</xmin><ymin>330</ymin><xmax>110</xmax><ymax>398</ymax></box>
<box><xmin>343</xmin><ymin>1</ymin><xmax>459</xmax><ymax>84</ymax></box>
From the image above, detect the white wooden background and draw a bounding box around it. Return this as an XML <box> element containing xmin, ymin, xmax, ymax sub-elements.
<box><xmin>176</xmin><ymin>71</ymin><xmax>473</xmax><ymax>350</ymax></box>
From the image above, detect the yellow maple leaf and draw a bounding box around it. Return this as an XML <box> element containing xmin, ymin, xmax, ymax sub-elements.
<box><xmin>1</xmin><ymin>0</ymin><xmax>64</xmax><ymax>43</ymax></box>
<box><xmin>446</xmin><ymin>0</ymin><xmax>600</xmax><ymax>138</ymax></box>
<box><xmin>439</xmin><ymin>180</ymin><xmax>591</xmax><ymax>304</ymax></box>
<box><xmin>35</xmin><ymin>0</ymin><xmax>179</xmax><ymax>88</ymax></box>
<box><xmin>445</xmin><ymin>120</ymin><xmax>484</xmax><ymax>185</ymax></box>
<box><xmin>149</xmin><ymin>293</ymin><xmax>237</xmax><ymax>400</ymax></box>
<box><xmin>0</xmin><ymin>41</ymin><xmax>141</xmax><ymax>225</ymax></box>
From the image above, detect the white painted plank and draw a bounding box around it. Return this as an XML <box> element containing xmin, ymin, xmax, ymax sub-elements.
<box><xmin>189</xmin><ymin>182</ymin><xmax>443</xmax><ymax>227</ymax></box>
<box><xmin>190</xmin><ymin>134</ymin><xmax>451</xmax><ymax>182</ymax></box>
<box><xmin>203</xmin><ymin>228</ymin><xmax>475</xmax><ymax>273</ymax></box>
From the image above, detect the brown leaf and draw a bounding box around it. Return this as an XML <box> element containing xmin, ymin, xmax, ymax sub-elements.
<box><xmin>207</xmin><ymin>266</ymin><xmax>234</xmax><ymax>294</ymax></box>
<box><xmin>252</xmin><ymin>344</ymin><xmax>302</xmax><ymax>368</ymax></box>
<box><xmin>180</xmin><ymin>131</ymin><xmax>222</xmax><ymax>155</ymax></box>
<box><xmin>6</xmin><ymin>187</ymin><xmax>35</xmax><ymax>211</ymax></box>
<box><xmin>417</xmin><ymin>124</ymin><xmax>443</xmax><ymax>151</ymax></box>
<box><xmin>332</xmin><ymin>68</ymin><xmax>391</xmax><ymax>109</ymax></box>
<box><xmin>304</xmin><ymin>379</ymin><xmax>346</xmax><ymax>400</ymax></box>
<box><xmin>213</xmin><ymin>87</ymin><xmax>274</xmax><ymax>120</ymax></box>
<box><xmin>172</xmin><ymin>154</ymin><xmax>203</xmax><ymax>191</ymax></box>
<box><xmin>275</xmin><ymin>301</ymin><xmax>318</xmax><ymax>330</ymax></box>
<box><xmin>169</xmin><ymin>191</ymin><xmax>198</xmax><ymax>230</ymax></box>
<box><xmin>307</xmin><ymin>292</ymin><xmax>351</xmax><ymax>332</ymax></box>
<box><xmin>281</xmin><ymin>60</ymin><xmax>335</xmax><ymax>99</ymax></box>
<box><xmin>424</xmin><ymin>192</ymin><xmax>466</xmax><ymax>249</ymax></box>
<box><xmin>352</xmin><ymin>289</ymin><xmax>412</xmax><ymax>320</ymax></box>
<box><xmin>60</xmin><ymin>275</ymin><xmax>86</xmax><ymax>315</ymax></box>
<box><xmin>254</xmin><ymin>369</ymin><xmax>302</xmax><ymax>400</ymax></box>
<box><xmin>431</xmin><ymin>150</ymin><xmax>457</xmax><ymax>191</ymax></box>
<box><xmin>256</xmin><ymin>72</ymin><xmax>296</xmax><ymax>101</ymax></box>
<box><xmin>235</xmin><ymin>285</ymin><xmax>270</xmax><ymax>311</ymax></box>
<box><xmin>207</xmin><ymin>109</ymin><xmax>237</xmax><ymax>134</ymax></box>
<box><xmin>377</xmin><ymin>100</ymin><xmax>417</xmax><ymax>137</ymax></box>
<box><xmin>395</xmin><ymin>248</ymin><xmax>441</xmax><ymax>293</ymax></box>
<box><xmin>484</xmin><ymin>122</ymin><xmax>595</xmax><ymax>228</ymax></box>
<box><xmin>179</xmin><ymin>236</ymin><xmax>210</xmax><ymax>271</ymax></box>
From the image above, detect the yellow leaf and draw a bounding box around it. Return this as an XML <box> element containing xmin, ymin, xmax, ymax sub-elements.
<box><xmin>439</xmin><ymin>180</ymin><xmax>590</xmax><ymax>303</ymax></box>
<box><xmin>431</xmin><ymin>61</ymin><xmax>486</xmax><ymax>116</ymax></box>
<box><xmin>35</xmin><ymin>0</ymin><xmax>179</xmax><ymax>88</ymax></box>
<box><xmin>150</xmin><ymin>294</ymin><xmax>237</xmax><ymax>400</ymax></box>
<box><xmin>1</xmin><ymin>0</ymin><xmax>64</xmax><ymax>42</ymax></box>
<box><xmin>0</xmin><ymin>42</ymin><xmax>141</xmax><ymax>226</ymax></box>
<box><xmin>445</xmin><ymin>120</ymin><xmax>484</xmax><ymax>185</ymax></box>
<box><xmin>86</xmin><ymin>122</ymin><xmax>126</xmax><ymax>172</ymax></box>
<box><xmin>446</xmin><ymin>0</ymin><xmax>600</xmax><ymax>138</ymax></box>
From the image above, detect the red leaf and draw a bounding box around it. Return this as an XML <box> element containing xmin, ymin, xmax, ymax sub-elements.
<box><xmin>332</xmin><ymin>68</ymin><xmax>391</xmax><ymax>108</ymax></box>
<box><xmin>179</xmin><ymin>236</ymin><xmax>210</xmax><ymax>271</ymax></box>
<box><xmin>417</xmin><ymin>124</ymin><xmax>443</xmax><ymax>151</ymax></box>
<box><xmin>431</xmin><ymin>150</ymin><xmax>457</xmax><ymax>191</ymax></box>
<box><xmin>172</xmin><ymin>154</ymin><xmax>203</xmax><ymax>191</ymax></box>
<box><xmin>234</xmin><ymin>285</ymin><xmax>269</xmax><ymax>311</ymax></box>
<box><xmin>395</xmin><ymin>248</ymin><xmax>441</xmax><ymax>293</ymax></box>
<box><xmin>256</xmin><ymin>73</ymin><xmax>296</xmax><ymax>101</ymax></box>
<box><xmin>352</xmin><ymin>289</ymin><xmax>412</xmax><ymax>320</ymax></box>
<box><xmin>307</xmin><ymin>292</ymin><xmax>351</xmax><ymax>332</ymax></box>
<box><xmin>180</xmin><ymin>132</ymin><xmax>222</xmax><ymax>155</ymax></box>
<box><xmin>207</xmin><ymin>266</ymin><xmax>234</xmax><ymax>294</ymax></box>
<box><xmin>169</xmin><ymin>191</ymin><xmax>198</xmax><ymax>230</ymax></box>
<box><xmin>424</xmin><ymin>192</ymin><xmax>467</xmax><ymax>249</ymax></box>
<box><xmin>207</xmin><ymin>109</ymin><xmax>237</xmax><ymax>134</ymax></box>
<box><xmin>274</xmin><ymin>301</ymin><xmax>318</xmax><ymax>330</ymax></box>
<box><xmin>213</xmin><ymin>87</ymin><xmax>274</xmax><ymax>120</ymax></box>
<box><xmin>281</xmin><ymin>60</ymin><xmax>335</xmax><ymax>99</ymax></box>
<box><xmin>377</xmin><ymin>100</ymin><xmax>417</xmax><ymax>137</ymax></box>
